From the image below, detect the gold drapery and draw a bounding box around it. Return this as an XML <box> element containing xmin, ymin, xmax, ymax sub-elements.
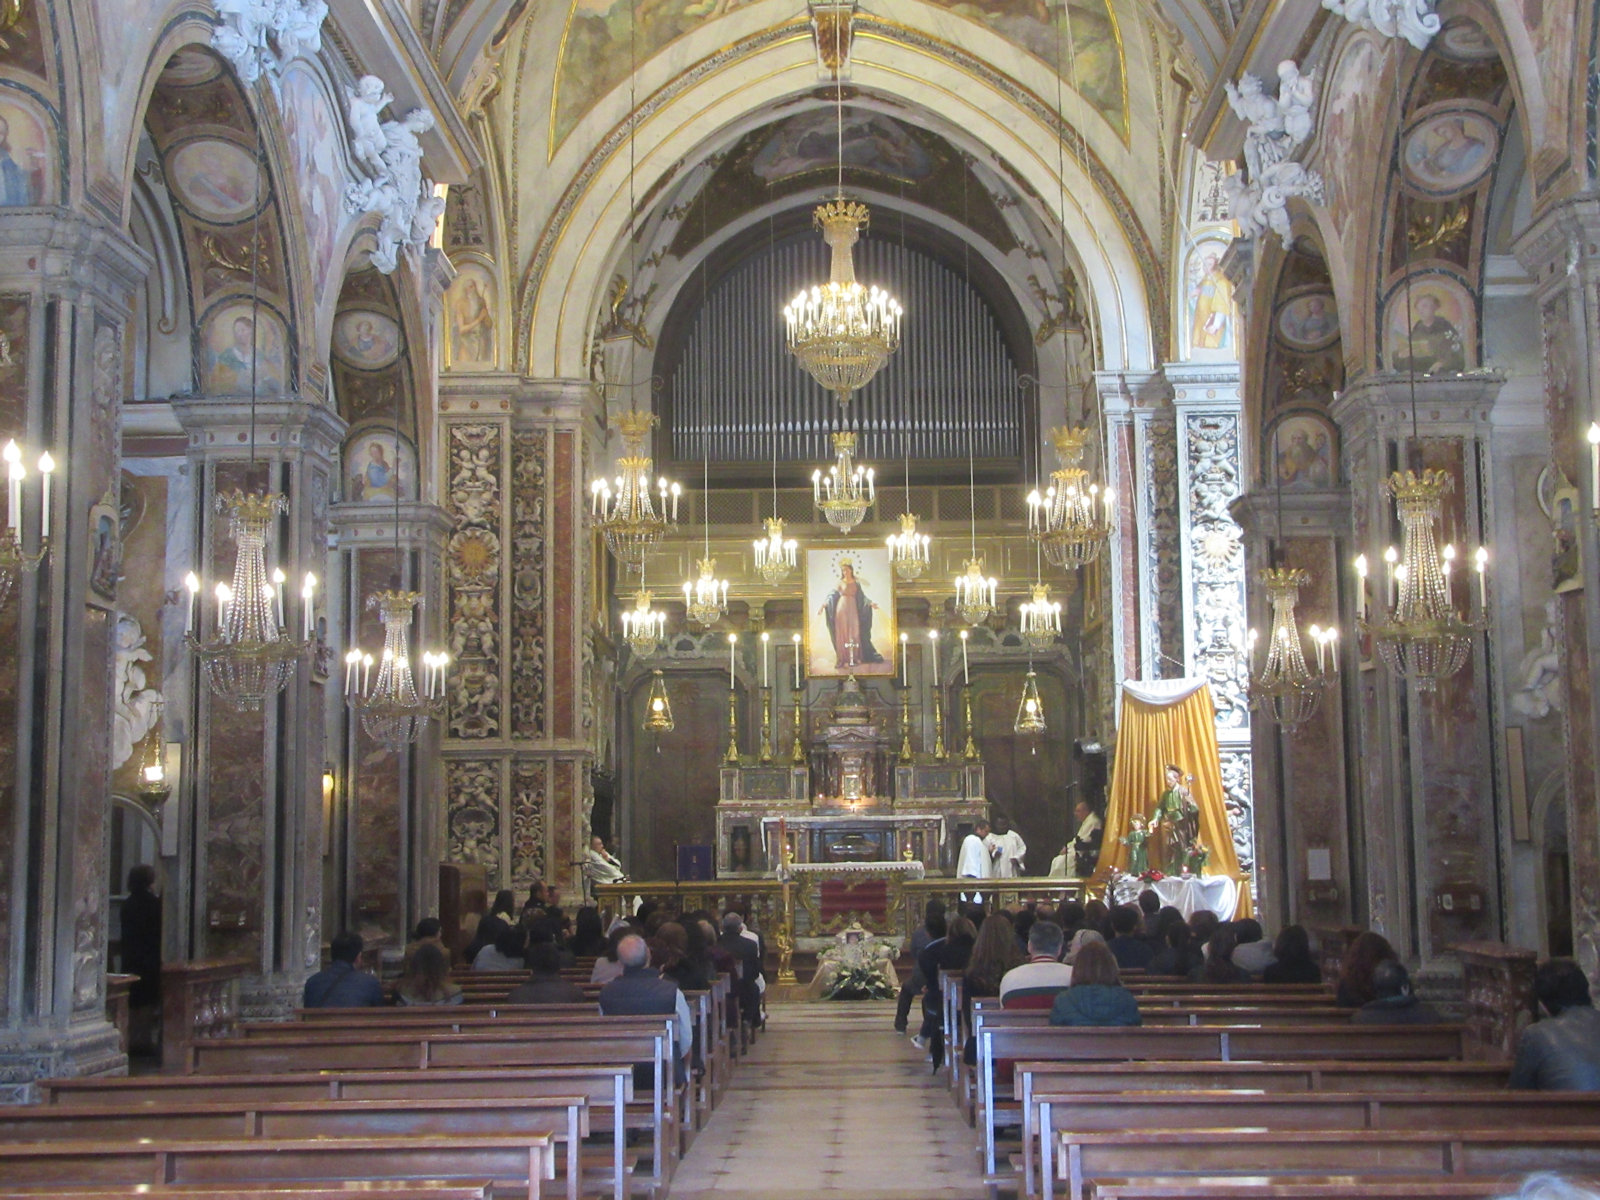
<box><xmin>1099</xmin><ymin>679</ymin><xmax>1252</xmax><ymax>918</ymax></box>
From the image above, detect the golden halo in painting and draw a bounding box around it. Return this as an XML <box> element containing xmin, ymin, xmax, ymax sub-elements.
<box><xmin>168</xmin><ymin>139</ymin><xmax>261</xmax><ymax>223</ymax></box>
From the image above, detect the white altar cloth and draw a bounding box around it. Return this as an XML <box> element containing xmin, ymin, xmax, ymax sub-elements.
<box><xmin>1112</xmin><ymin>872</ymin><xmax>1239</xmax><ymax>919</ymax></box>
<box><xmin>778</xmin><ymin>860</ymin><xmax>926</xmax><ymax>881</ymax></box>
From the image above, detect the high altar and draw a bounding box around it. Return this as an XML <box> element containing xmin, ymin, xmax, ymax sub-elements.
<box><xmin>715</xmin><ymin>676</ymin><xmax>986</xmax><ymax>878</ymax></box>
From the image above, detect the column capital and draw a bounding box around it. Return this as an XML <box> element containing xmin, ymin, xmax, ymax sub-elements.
<box><xmin>1165</xmin><ymin>361</ymin><xmax>1242</xmax><ymax>409</ymax></box>
<box><xmin>0</xmin><ymin>209</ymin><xmax>150</xmax><ymax>307</ymax></box>
<box><xmin>1512</xmin><ymin>191</ymin><xmax>1600</xmax><ymax>295</ymax></box>
<box><xmin>172</xmin><ymin>397</ymin><xmax>347</xmax><ymax>465</ymax></box>
<box><xmin>331</xmin><ymin>500</ymin><xmax>453</xmax><ymax>550</ymax></box>
<box><xmin>1096</xmin><ymin>368</ymin><xmax>1172</xmax><ymax>417</ymax></box>
<box><xmin>1330</xmin><ymin>371</ymin><xmax>1505</xmax><ymax>441</ymax></box>
<box><xmin>513</xmin><ymin>378</ymin><xmax>593</xmax><ymax>427</ymax></box>
<box><xmin>1231</xmin><ymin>487</ymin><xmax>1352</xmax><ymax>542</ymax></box>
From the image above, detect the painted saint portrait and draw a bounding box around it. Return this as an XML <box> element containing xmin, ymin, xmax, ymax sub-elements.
<box><xmin>804</xmin><ymin>547</ymin><xmax>896</xmax><ymax>678</ymax></box>
<box><xmin>333</xmin><ymin>310</ymin><xmax>402</xmax><ymax>369</ymax></box>
<box><xmin>344</xmin><ymin>429</ymin><xmax>416</xmax><ymax>503</ymax></box>
<box><xmin>168</xmin><ymin>139</ymin><xmax>261</xmax><ymax>223</ymax></box>
<box><xmin>1185</xmin><ymin>240</ymin><xmax>1234</xmax><ymax>354</ymax></box>
<box><xmin>1270</xmin><ymin>414</ymin><xmax>1336</xmax><ymax>490</ymax></box>
<box><xmin>0</xmin><ymin>97</ymin><xmax>51</xmax><ymax>206</ymax></box>
<box><xmin>1277</xmin><ymin>290</ymin><xmax>1340</xmax><ymax>351</ymax></box>
<box><xmin>202</xmin><ymin>302</ymin><xmax>286</xmax><ymax>394</ymax></box>
<box><xmin>1403</xmin><ymin>111</ymin><xmax>1497</xmax><ymax>194</ymax></box>
<box><xmin>447</xmin><ymin>262</ymin><xmax>496</xmax><ymax>369</ymax></box>
<box><xmin>751</xmin><ymin>108</ymin><xmax>933</xmax><ymax>184</ymax></box>
<box><xmin>1385</xmin><ymin>275</ymin><xmax>1473</xmax><ymax>374</ymax></box>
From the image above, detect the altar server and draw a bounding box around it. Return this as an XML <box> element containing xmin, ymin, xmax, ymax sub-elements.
<box><xmin>987</xmin><ymin>814</ymin><xmax>1028</xmax><ymax>878</ymax></box>
<box><xmin>957</xmin><ymin>819</ymin><xmax>997</xmax><ymax>901</ymax></box>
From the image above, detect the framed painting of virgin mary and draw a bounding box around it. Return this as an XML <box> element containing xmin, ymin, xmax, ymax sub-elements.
<box><xmin>803</xmin><ymin>547</ymin><xmax>896</xmax><ymax>678</ymax></box>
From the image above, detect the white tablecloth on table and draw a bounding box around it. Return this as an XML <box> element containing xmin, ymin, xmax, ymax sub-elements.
<box><xmin>1153</xmin><ymin>874</ymin><xmax>1238</xmax><ymax>920</ymax></box>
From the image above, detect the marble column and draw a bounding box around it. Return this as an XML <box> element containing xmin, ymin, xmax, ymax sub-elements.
<box><xmin>1515</xmin><ymin>197</ymin><xmax>1600</xmax><ymax>978</ymax></box>
<box><xmin>327</xmin><ymin>500</ymin><xmax>451</xmax><ymax>947</ymax></box>
<box><xmin>172</xmin><ymin>398</ymin><xmax>344</xmax><ymax>1017</ymax></box>
<box><xmin>0</xmin><ymin>212</ymin><xmax>150</xmax><ymax>1099</ymax></box>
<box><xmin>1331</xmin><ymin>373</ymin><xmax>1504</xmax><ymax>967</ymax></box>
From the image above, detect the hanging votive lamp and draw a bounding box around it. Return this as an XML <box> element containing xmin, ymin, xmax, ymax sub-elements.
<box><xmin>643</xmin><ymin>669</ymin><xmax>675</xmax><ymax>734</ymax></box>
<box><xmin>1014</xmin><ymin>668</ymin><xmax>1046</xmax><ymax>735</ymax></box>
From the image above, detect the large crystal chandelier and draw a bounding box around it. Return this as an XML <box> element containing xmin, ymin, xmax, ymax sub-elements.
<box><xmin>754</xmin><ymin>517</ymin><xmax>798</xmax><ymax>583</ymax></box>
<box><xmin>1356</xmin><ymin>469</ymin><xmax>1487</xmax><ymax>691</ymax></box>
<box><xmin>0</xmin><ymin>439</ymin><xmax>54</xmax><ymax>612</ymax></box>
<box><xmin>954</xmin><ymin>557</ymin><xmax>997</xmax><ymax>627</ymax></box>
<box><xmin>1027</xmin><ymin>426</ymin><xmax>1113</xmax><ymax>569</ymax></box>
<box><xmin>1019</xmin><ymin>582</ymin><xmax>1061</xmax><ymax>649</ymax></box>
<box><xmin>345</xmin><ymin>590</ymin><xmax>447</xmax><ymax>750</ymax></box>
<box><xmin>591</xmin><ymin>410</ymin><xmax>681</xmax><ymax>571</ymax></box>
<box><xmin>184</xmin><ymin>491</ymin><xmax>313</xmax><ymax>712</ymax></box>
<box><xmin>887</xmin><ymin>512</ymin><xmax>930</xmax><ymax>581</ymax></box>
<box><xmin>813</xmin><ymin>430</ymin><xmax>875</xmax><ymax>532</ymax></box>
<box><xmin>1247</xmin><ymin>567</ymin><xmax>1333</xmax><ymax>730</ymax></box>
<box><xmin>682</xmin><ymin>456</ymin><xmax>727</xmax><ymax>628</ymax></box>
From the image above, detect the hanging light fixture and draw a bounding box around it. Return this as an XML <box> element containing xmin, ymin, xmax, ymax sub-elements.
<box><xmin>1027</xmin><ymin>426</ymin><xmax>1113</xmax><ymax>569</ymax></box>
<box><xmin>887</xmin><ymin>435</ymin><xmax>929</xmax><ymax>580</ymax></box>
<box><xmin>783</xmin><ymin>63</ymin><xmax>902</xmax><ymax>405</ymax></box>
<box><xmin>620</xmin><ymin>570</ymin><xmax>667</xmax><ymax>658</ymax></box>
<box><xmin>133</xmin><ymin>697</ymin><xmax>171</xmax><ymax>809</ymax></box>
<box><xmin>643</xmin><ymin>668</ymin><xmax>675</xmax><ymax>734</ymax></box>
<box><xmin>812</xmin><ymin>430</ymin><xmax>874</xmax><ymax>533</ymax></box>
<box><xmin>951</xmin><ymin>152</ymin><xmax>996</xmax><ymax>626</ymax></box>
<box><xmin>345</xmin><ymin>590</ymin><xmax>447</xmax><ymax>750</ymax></box>
<box><xmin>0</xmin><ymin>439</ymin><xmax>54</xmax><ymax>612</ymax></box>
<box><xmin>1356</xmin><ymin>471</ymin><xmax>1487</xmax><ymax>691</ymax></box>
<box><xmin>1247</xmin><ymin>567</ymin><xmax>1334</xmax><ymax>729</ymax></box>
<box><xmin>682</xmin><ymin>454</ymin><xmax>728</xmax><ymax>628</ymax></box>
<box><xmin>1014</xmin><ymin>668</ymin><xmax>1046</xmax><ymax>736</ymax></box>
<box><xmin>755</xmin><ymin>516</ymin><xmax>798</xmax><ymax>583</ymax></box>
<box><xmin>591</xmin><ymin>410</ymin><xmax>681</xmax><ymax>571</ymax></box>
<box><xmin>1019</xmin><ymin>581</ymin><xmax>1062</xmax><ymax>649</ymax></box>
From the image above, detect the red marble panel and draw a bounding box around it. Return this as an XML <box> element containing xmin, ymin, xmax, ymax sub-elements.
<box><xmin>352</xmin><ymin>548</ymin><xmax>401</xmax><ymax>941</ymax></box>
<box><xmin>553</xmin><ymin>430</ymin><xmax>575</xmax><ymax>740</ymax></box>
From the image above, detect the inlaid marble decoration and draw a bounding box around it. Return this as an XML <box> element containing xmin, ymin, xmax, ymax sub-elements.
<box><xmin>510</xmin><ymin>430</ymin><xmax>547</xmax><ymax>739</ymax></box>
<box><xmin>1276</xmin><ymin>289</ymin><xmax>1340</xmax><ymax>351</ymax></box>
<box><xmin>344</xmin><ymin>428</ymin><xmax>415</xmax><ymax>502</ymax></box>
<box><xmin>510</xmin><ymin>760</ymin><xmax>547</xmax><ymax>888</ymax></box>
<box><xmin>1384</xmin><ymin>273</ymin><xmax>1473</xmax><ymax>373</ymax></box>
<box><xmin>201</xmin><ymin>301</ymin><xmax>287</xmax><ymax>394</ymax></box>
<box><xmin>279</xmin><ymin>64</ymin><xmax>343</xmax><ymax>305</ymax></box>
<box><xmin>446</xmin><ymin>424</ymin><xmax>503</xmax><ymax>740</ymax></box>
<box><xmin>167</xmin><ymin>139</ymin><xmax>261</xmax><ymax>222</ymax></box>
<box><xmin>1403</xmin><ymin>110</ymin><xmax>1497</xmax><ymax>195</ymax></box>
<box><xmin>0</xmin><ymin>95</ymin><xmax>52</xmax><ymax>206</ymax></box>
<box><xmin>332</xmin><ymin>310</ymin><xmax>402</xmax><ymax>369</ymax></box>
<box><xmin>446</xmin><ymin>262</ymin><xmax>496</xmax><ymax>370</ymax></box>
<box><xmin>447</xmin><ymin>758</ymin><xmax>502</xmax><ymax>882</ymax></box>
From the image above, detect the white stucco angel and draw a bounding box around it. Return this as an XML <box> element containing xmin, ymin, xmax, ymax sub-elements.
<box><xmin>212</xmin><ymin>0</ymin><xmax>275</xmax><ymax>84</ymax></box>
<box><xmin>271</xmin><ymin>0</ymin><xmax>328</xmax><ymax>63</ymax></box>
<box><xmin>345</xmin><ymin>106</ymin><xmax>439</xmax><ymax>273</ymax></box>
<box><xmin>1323</xmin><ymin>0</ymin><xmax>1441</xmax><ymax>51</ymax></box>
<box><xmin>1224</xmin><ymin>73</ymin><xmax>1288</xmax><ymax>181</ymax></box>
<box><xmin>346</xmin><ymin>75</ymin><xmax>393</xmax><ymax>176</ymax></box>
<box><xmin>1275</xmin><ymin>61</ymin><xmax>1317</xmax><ymax>147</ymax></box>
<box><xmin>112</xmin><ymin>613</ymin><xmax>164</xmax><ymax>769</ymax></box>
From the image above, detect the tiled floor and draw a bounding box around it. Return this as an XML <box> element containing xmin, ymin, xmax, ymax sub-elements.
<box><xmin>666</xmin><ymin>1000</ymin><xmax>988</xmax><ymax>1199</ymax></box>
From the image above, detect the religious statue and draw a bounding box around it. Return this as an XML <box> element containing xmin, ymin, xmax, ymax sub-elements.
<box><xmin>1152</xmin><ymin>764</ymin><xmax>1200</xmax><ymax>874</ymax></box>
<box><xmin>1184</xmin><ymin>838</ymin><xmax>1210</xmax><ymax>877</ymax></box>
<box><xmin>345</xmin><ymin>75</ymin><xmax>393</xmax><ymax>175</ymax></box>
<box><xmin>1120</xmin><ymin>815</ymin><xmax>1149</xmax><ymax>875</ymax></box>
<box><xmin>1222</xmin><ymin>60</ymin><xmax>1325</xmax><ymax>250</ymax></box>
<box><xmin>818</xmin><ymin>557</ymin><xmax>883</xmax><ymax>671</ymax></box>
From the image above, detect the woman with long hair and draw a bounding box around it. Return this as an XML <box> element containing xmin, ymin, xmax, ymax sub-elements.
<box><xmin>1337</xmin><ymin>931</ymin><xmax>1396</xmax><ymax>1008</ymax></box>
<box><xmin>1051</xmin><ymin>940</ymin><xmax>1140</xmax><ymax>1027</ymax></box>
<box><xmin>1197</xmin><ymin>925</ymin><xmax>1250</xmax><ymax>984</ymax></box>
<box><xmin>965</xmin><ymin>912</ymin><xmax>1027</xmax><ymax>1001</ymax></box>
<box><xmin>394</xmin><ymin>942</ymin><xmax>464</xmax><ymax>1006</ymax></box>
<box><xmin>1262</xmin><ymin>924</ymin><xmax>1322</xmax><ymax>984</ymax></box>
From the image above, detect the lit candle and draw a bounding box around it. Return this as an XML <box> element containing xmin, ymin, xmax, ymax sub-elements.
<box><xmin>929</xmin><ymin>630</ymin><xmax>939</xmax><ymax>686</ymax></box>
<box><xmin>344</xmin><ymin>648</ymin><xmax>361</xmax><ymax>694</ymax></box>
<box><xmin>960</xmin><ymin>629</ymin><xmax>970</xmax><ymax>685</ymax></box>
<box><xmin>271</xmin><ymin>567</ymin><xmax>287</xmax><ymax>630</ymax></box>
<box><xmin>761</xmin><ymin>631</ymin><xmax>770</xmax><ymax>688</ymax></box>
<box><xmin>1353</xmin><ymin>554</ymin><xmax>1368</xmax><ymax>621</ymax></box>
<box><xmin>216</xmin><ymin>582</ymin><xmax>232</xmax><ymax>631</ymax></box>
<box><xmin>792</xmin><ymin>632</ymin><xmax>801</xmax><ymax>689</ymax></box>
<box><xmin>1328</xmin><ymin>628</ymin><xmax>1340</xmax><ymax>674</ymax></box>
<box><xmin>1475</xmin><ymin>546</ymin><xmax>1488</xmax><ymax>609</ymax></box>
<box><xmin>3</xmin><ymin>440</ymin><xmax>19</xmax><ymax>533</ymax></box>
<box><xmin>37</xmin><ymin>452</ymin><xmax>52</xmax><ymax>540</ymax></box>
<box><xmin>302</xmin><ymin>573</ymin><xmax>316</xmax><ymax>640</ymax></box>
<box><xmin>1383</xmin><ymin>546</ymin><xmax>1399</xmax><ymax>608</ymax></box>
<box><xmin>184</xmin><ymin>572</ymin><xmax>200</xmax><ymax>636</ymax></box>
<box><xmin>728</xmin><ymin>631</ymin><xmax>737</xmax><ymax>688</ymax></box>
<box><xmin>1589</xmin><ymin>424</ymin><xmax>1600</xmax><ymax>503</ymax></box>
<box><xmin>900</xmin><ymin>632</ymin><xmax>909</xmax><ymax>687</ymax></box>
<box><xmin>1309</xmin><ymin>624</ymin><xmax>1325</xmax><ymax>675</ymax></box>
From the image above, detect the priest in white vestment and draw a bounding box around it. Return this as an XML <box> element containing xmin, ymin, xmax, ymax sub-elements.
<box><xmin>582</xmin><ymin>836</ymin><xmax>627</xmax><ymax>887</ymax></box>
<box><xmin>986</xmin><ymin>816</ymin><xmax>1027</xmax><ymax>878</ymax></box>
<box><xmin>957</xmin><ymin>819</ymin><xmax>997</xmax><ymax>900</ymax></box>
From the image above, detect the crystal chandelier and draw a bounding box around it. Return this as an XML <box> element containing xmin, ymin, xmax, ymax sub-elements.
<box><xmin>1247</xmin><ymin>567</ymin><xmax>1333</xmax><ymax>730</ymax></box>
<box><xmin>954</xmin><ymin>556</ymin><xmax>997</xmax><ymax>626</ymax></box>
<box><xmin>887</xmin><ymin>512</ymin><xmax>930</xmax><ymax>580</ymax></box>
<box><xmin>620</xmin><ymin>579</ymin><xmax>667</xmax><ymax>657</ymax></box>
<box><xmin>0</xmin><ymin>439</ymin><xmax>54</xmax><ymax>612</ymax></box>
<box><xmin>1014</xmin><ymin>668</ymin><xmax>1046</xmax><ymax>735</ymax></box>
<box><xmin>1027</xmin><ymin>426</ymin><xmax>1113</xmax><ymax>569</ymax></box>
<box><xmin>643</xmin><ymin>669</ymin><xmax>675</xmax><ymax>734</ymax></box>
<box><xmin>591</xmin><ymin>410</ymin><xmax>681</xmax><ymax>571</ymax></box>
<box><xmin>344</xmin><ymin>590</ymin><xmax>447</xmax><ymax>750</ymax></box>
<box><xmin>184</xmin><ymin>491</ymin><xmax>313</xmax><ymax>712</ymax></box>
<box><xmin>683</xmin><ymin>557</ymin><xmax>729</xmax><ymax>629</ymax></box>
<box><xmin>813</xmin><ymin>430</ymin><xmax>874</xmax><ymax>532</ymax></box>
<box><xmin>783</xmin><ymin>197</ymin><xmax>902</xmax><ymax>405</ymax></box>
<box><xmin>1355</xmin><ymin>469</ymin><xmax>1487</xmax><ymax>691</ymax></box>
<box><xmin>754</xmin><ymin>516</ymin><xmax>798</xmax><ymax>583</ymax></box>
<box><xmin>1019</xmin><ymin>581</ymin><xmax>1061</xmax><ymax>649</ymax></box>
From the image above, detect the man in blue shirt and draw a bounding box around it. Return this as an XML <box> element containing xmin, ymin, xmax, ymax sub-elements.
<box><xmin>303</xmin><ymin>930</ymin><xmax>386</xmax><ymax>1007</ymax></box>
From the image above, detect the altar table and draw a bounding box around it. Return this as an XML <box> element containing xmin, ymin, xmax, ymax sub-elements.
<box><xmin>1113</xmin><ymin>872</ymin><xmax>1240</xmax><ymax>919</ymax></box>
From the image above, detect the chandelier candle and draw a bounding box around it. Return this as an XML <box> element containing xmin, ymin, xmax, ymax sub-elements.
<box><xmin>728</xmin><ymin>631</ymin><xmax>737</xmax><ymax>687</ymax></box>
<box><xmin>792</xmin><ymin>631</ymin><xmax>801</xmax><ymax>689</ymax></box>
<box><xmin>900</xmin><ymin>631</ymin><xmax>909</xmax><ymax>686</ymax></box>
<box><xmin>960</xmin><ymin>629</ymin><xmax>970</xmax><ymax>685</ymax></box>
<box><xmin>929</xmin><ymin>630</ymin><xmax>940</xmax><ymax>686</ymax></box>
<box><xmin>761</xmin><ymin>631</ymin><xmax>770</xmax><ymax>688</ymax></box>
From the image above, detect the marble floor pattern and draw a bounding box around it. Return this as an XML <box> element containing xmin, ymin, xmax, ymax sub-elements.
<box><xmin>665</xmin><ymin>1000</ymin><xmax>988</xmax><ymax>1199</ymax></box>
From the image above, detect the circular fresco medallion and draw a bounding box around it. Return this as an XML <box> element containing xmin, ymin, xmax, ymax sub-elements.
<box><xmin>1402</xmin><ymin>110</ymin><xmax>1497</xmax><ymax>194</ymax></box>
<box><xmin>168</xmin><ymin>139</ymin><xmax>261</xmax><ymax>223</ymax></box>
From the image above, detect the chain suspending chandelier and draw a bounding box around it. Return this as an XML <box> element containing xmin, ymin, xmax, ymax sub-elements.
<box><xmin>813</xmin><ymin>430</ymin><xmax>874</xmax><ymax>533</ymax></box>
<box><xmin>591</xmin><ymin>410</ymin><xmax>681</xmax><ymax>571</ymax></box>
<box><xmin>345</xmin><ymin>590</ymin><xmax>447</xmax><ymax>750</ymax></box>
<box><xmin>1356</xmin><ymin>470</ymin><xmax>1487</xmax><ymax>691</ymax></box>
<box><xmin>1027</xmin><ymin>426</ymin><xmax>1113</xmax><ymax>569</ymax></box>
<box><xmin>0</xmin><ymin>439</ymin><xmax>53</xmax><ymax>612</ymax></box>
<box><xmin>1247</xmin><ymin>567</ymin><xmax>1332</xmax><ymax>730</ymax></box>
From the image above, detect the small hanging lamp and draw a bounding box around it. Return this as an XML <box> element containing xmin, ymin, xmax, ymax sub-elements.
<box><xmin>1014</xmin><ymin>668</ymin><xmax>1046</xmax><ymax>736</ymax></box>
<box><xmin>643</xmin><ymin>669</ymin><xmax>675</xmax><ymax>734</ymax></box>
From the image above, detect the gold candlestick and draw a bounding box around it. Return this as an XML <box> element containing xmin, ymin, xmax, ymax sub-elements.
<box><xmin>932</xmin><ymin>688</ymin><xmax>947</xmax><ymax>760</ymax></box>
<box><xmin>898</xmin><ymin>686</ymin><xmax>913</xmax><ymax>763</ymax></box>
<box><xmin>962</xmin><ymin>683</ymin><xmax>979</xmax><ymax>761</ymax></box>
<box><xmin>791</xmin><ymin>689</ymin><xmax>806</xmax><ymax>764</ymax></box>
<box><xmin>759</xmin><ymin>687</ymin><xmax>774</xmax><ymax>763</ymax></box>
<box><xmin>776</xmin><ymin>828</ymin><xmax>798</xmax><ymax>984</ymax></box>
<box><xmin>725</xmin><ymin>688</ymin><xmax>740</xmax><ymax>764</ymax></box>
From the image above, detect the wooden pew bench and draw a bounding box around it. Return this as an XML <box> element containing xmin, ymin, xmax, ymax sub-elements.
<box><xmin>1086</xmin><ymin>1177</ymin><xmax>1528</xmax><ymax>1200</ymax></box>
<box><xmin>0</xmin><ymin>1185</ymin><xmax>499</xmax><ymax>1200</ymax></box>
<box><xmin>0</xmin><ymin>1134</ymin><xmax>555</xmax><ymax>1200</ymax></box>
<box><xmin>0</xmin><ymin>1096</ymin><xmax>586</xmax><ymax>1200</ymax></box>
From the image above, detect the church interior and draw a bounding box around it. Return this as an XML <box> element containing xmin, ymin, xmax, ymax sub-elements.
<box><xmin>2</xmin><ymin>0</ymin><xmax>1600</xmax><ymax>1194</ymax></box>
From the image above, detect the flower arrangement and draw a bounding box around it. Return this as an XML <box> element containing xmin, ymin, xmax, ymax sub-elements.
<box><xmin>822</xmin><ymin>961</ymin><xmax>898</xmax><ymax>1001</ymax></box>
<box><xmin>1138</xmin><ymin>868</ymin><xmax>1165</xmax><ymax>884</ymax></box>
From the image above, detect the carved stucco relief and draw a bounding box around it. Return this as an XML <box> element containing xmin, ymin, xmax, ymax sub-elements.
<box><xmin>510</xmin><ymin>759</ymin><xmax>548</xmax><ymax>888</ymax></box>
<box><xmin>510</xmin><ymin>430</ymin><xmax>547</xmax><ymax>739</ymax></box>
<box><xmin>446</xmin><ymin>758</ymin><xmax>502</xmax><ymax>881</ymax></box>
<box><xmin>446</xmin><ymin>423</ymin><xmax>502</xmax><ymax>740</ymax></box>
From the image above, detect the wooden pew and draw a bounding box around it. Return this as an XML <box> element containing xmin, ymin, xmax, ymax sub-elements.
<box><xmin>1087</xmin><ymin>1178</ymin><xmax>1525</xmax><ymax>1200</ymax></box>
<box><xmin>0</xmin><ymin>1096</ymin><xmax>587</xmax><ymax>1200</ymax></box>
<box><xmin>40</xmin><ymin>1065</ymin><xmax>634</xmax><ymax>1200</ymax></box>
<box><xmin>1052</xmin><ymin>1128</ymin><xmax>1600</xmax><ymax>1200</ymax></box>
<box><xmin>0</xmin><ymin>1134</ymin><xmax>555</xmax><ymax>1200</ymax></box>
<box><xmin>0</xmin><ymin>1186</ymin><xmax>498</xmax><ymax>1200</ymax></box>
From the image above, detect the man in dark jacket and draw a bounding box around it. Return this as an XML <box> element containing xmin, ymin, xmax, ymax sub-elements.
<box><xmin>508</xmin><ymin>942</ymin><xmax>587</xmax><ymax>1005</ymax></box>
<box><xmin>1351</xmin><ymin>960</ymin><xmax>1444</xmax><ymax>1025</ymax></box>
<box><xmin>717</xmin><ymin>912</ymin><xmax>763</xmax><ymax>1028</ymax></box>
<box><xmin>598</xmin><ymin>934</ymin><xmax>693</xmax><ymax>1085</ymax></box>
<box><xmin>1107</xmin><ymin>904</ymin><xmax>1154</xmax><ymax>970</ymax></box>
<box><xmin>1511</xmin><ymin>958</ymin><xmax>1600</xmax><ymax>1090</ymax></box>
<box><xmin>303</xmin><ymin>931</ymin><xmax>385</xmax><ymax>1008</ymax></box>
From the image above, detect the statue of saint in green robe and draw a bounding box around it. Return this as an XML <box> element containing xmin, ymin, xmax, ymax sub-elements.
<box><xmin>1152</xmin><ymin>765</ymin><xmax>1199</xmax><ymax>873</ymax></box>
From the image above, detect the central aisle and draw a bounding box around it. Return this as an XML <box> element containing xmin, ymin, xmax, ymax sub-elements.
<box><xmin>665</xmin><ymin>1000</ymin><xmax>987</xmax><ymax>1199</ymax></box>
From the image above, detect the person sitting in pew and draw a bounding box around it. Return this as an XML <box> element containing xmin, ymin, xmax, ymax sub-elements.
<box><xmin>508</xmin><ymin>941</ymin><xmax>587</xmax><ymax>1005</ymax></box>
<box><xmin>591</xmin><ymin>924</ymin><xmax>631</xmax><ymax>985</ymax></box>
<box><xmin>402</xmin><ymin>917</ymin><xmax>444</xmax><ymax>976</ymax></box>
<box><xmin>1106</xmin><ymin>904</ymin><xmax>1154</xmax><ymax>971</ymax></box>
<box><xmin>303</xmin><ymin>930</ymin><xmax>386</xmax><ymax>1008</ymax></box>
<box><xmin>1231</xmin><ymin>917</ymin><xmax>1275</xmax><ymax>976</ymax></box>
<box><xmin>1261</xmin><ymin>923</ymin><xmax>1323</xmax><ymax>984</ymax></box>
<box><xmin>1135</xmin><ymin>890</ymin><xmax>1162</xmax><ymax>935</ymax></box>
<box><xmin>1336</xmin><ymin>930</ymin><xmax>1396</xmax><ymax>1007</ymax></box>
<box><xmin>473</xmin><ymin>924</ymin><xmax>529</xmax><ymax>972</ymax></box>
<box><xmin>1511</xmin><ymin>958</ymin><xmax>1600</xmax><ymax>1090</ymax></box>
<box><xmin>1050</xmin><ymin>939</ymin><xmax>1140</xmax><ymax>1027</ymax></box>
<box><xmin>1351</xmin><ymin>959</ymin><xmax>1444</xmax><ymax>1025</ymax></box>
<box><xmin>599</xmin><ymin>933</ymin><xmax>693</xmax><ymax>1083</ymax></box>
<box><xmin>394</xmin><ymin>941</ymin><xmax>465</xmax><ymax>1006</ymax></box>
<box><xmin>1194</xmin><ymin>925</ymin><xmax>1250</xmax><ymax>984</ymax></box>
<box><xmin>999</xmin><ymin>919</ymin><xmax>1074</xmax><ymax>1006</ymax></box>
<box><xmin>1147</xmin><ymin>919</ymin><xmax>1202</xmax><ymax>978</ymax></box>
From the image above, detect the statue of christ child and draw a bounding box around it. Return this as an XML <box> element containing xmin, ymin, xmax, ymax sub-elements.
<box><xmin>1121</xmin><ymin>815</ymin><xmax>1150</xmax><ymax>875</ymax></box>
<box><xmin>819</xmin><ymin>558</ymin><xmax>883</xmax><ymax>671</ymax></box>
